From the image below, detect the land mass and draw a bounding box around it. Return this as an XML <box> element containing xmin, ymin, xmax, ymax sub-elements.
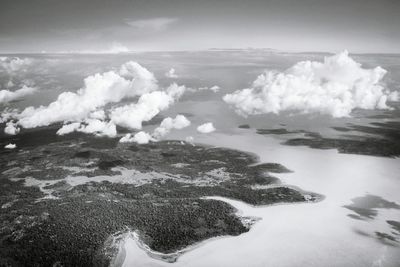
<box><xmin>0</xmin><ymin>127</ymin><xmax>320</xmax><ymax>266</ymax></box>
<box><xmin>257</xmin><ymin>121</ymin><xmax>400</xmax><ymax>157</ymax></box>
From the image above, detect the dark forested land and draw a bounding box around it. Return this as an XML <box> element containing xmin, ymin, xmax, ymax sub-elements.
<box><xmin>257</xmin><ymin>121</ymin><xmax>400</xmax><ymax>157</ymax></box>
<box><xmin>0</xmin><ymin>127</ymin><xmax>319</xmax><ymax>266</ymax></box>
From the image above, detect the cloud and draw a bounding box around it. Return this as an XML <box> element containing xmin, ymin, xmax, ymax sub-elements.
<box><xmin>0</xmin><ymin>85</ymin><xmax>36</xmax><ymax>104</ymax></box>
<box><xmin>223</xmin><ymin>51</ymin><xmax>398</xmax><ymax>118</ymax></box>
<box><xmin>153</xmin><ymin>114</ymin><xmax>191</xmax><ymax>138</ymax></box>
<box><xmin>197</xmin><ymin>122</ymin><xmax>216</xmax><ymax>133</ymax></box>
<box><xmin>57</xmin><ymin>119</ymin><xmax>117</xmax><ymax>137</ymax></box>
<box><xmin>78</xmin><ymin>119</ymin><xmax>117</xmax><ymax>137</ymax></box>
<box><xmin>120</xmin><ymin>131</ymin><xmax>155</xmax><ymax>144</ymax></box>
<box><xmin>4</xmin><ymin>121</ymin><xmax>20</xmax><ymax>135</ymax></box>
<box><xmin>209</xmin><ymin>86</ymin><xmax>220</xmax><ymax>93</ymax></box>
<box><xmin>119</xmin><ymin>114</ymin><xmax>190</xmax><ymax>144</ymax></box>
<box><xmin>0</xmin><ymin>109</ymin><xmax>17</xmax><ymax>123</ymax></box>
<box><xmin>0</xmin><ymin>57</ymin><xmax>32</xmax><ymax>74</ymax></box>
<box><xmin>185</xmin><ymin>136</ymin><xmax>194</xmax><ymax>145</ymax></box>
<box><xmin>88</xmin><ymin>110</ymin><xmax>106</xmax><ymax>120</ymax></box>
<box><xmin>2</xmin><ymin>61</ymin><xmax>188</xmax><ymax>139</ymax></box>
<box><xmin>165</xmin><ymin>68</ymin><xmax>178</xmax><ymax>78</ymax></box>
<box><xmin>56</xmin><ymin>122</ymin><xmax>81</xmax><ymax>136</ymax></box>
<box><xmin>4</xmin><ymin>143</ymin><xmax>16</xmax><ymax>149</ymax></box>
<box><xmin>125</xmin><ymin>17</ymin><xmax>178</xmax><ymax>31</ymax></box>
<box><xmin>199</xmin><ymin>85</ymin><xmax>220</xmax><ymax>93</ymax></box>
<box><xmin>110</xmin><ymin>83</ymin><xmax>186</xmax><ymax>129</ymax></box>
<box><xmin>16</xmin><ymin>61</ymin><xmax>158</xmax><ymax>128</ymax></box>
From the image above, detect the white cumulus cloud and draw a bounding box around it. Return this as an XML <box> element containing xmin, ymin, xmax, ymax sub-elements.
<box><xmin>4</xmin><ymin>143</ymin><xmax>16</xmax><ymax>149</ymax></box>
<box><xmin>153</xmin><ymin>114</ymin><xmax>191</xmax><ymax>138</ymax></box>
<box><xmin>16</xmin><ymin>61</ymin><xmax>157</xmax><ymax>128</ymax></box>
<box><xmin>89</xmin><ymin>110</ymin><xmax>106</xmax><ymax>120</ymax></box>
<box><xmin>120</xmin><ymin>131</ymin><xmax>155</xmax><ymax>144</ymax></box>
<box><xmin>0</xmin><ymin>57</ymin><xmax>32</xmax><ymax>74</ymax></box>
<box><xmin>0</xmin><ymin>86</ymin><xmax>36</xmax><ymax>104</ymax></box>
<box><xmin>110</xmin><ymin>83</ymin><xmax>186</xmax><ymax>130</ymax></box>
<box><xmin>56</xmin><ymin>122</ymin><xmax>81</xmax><ymax>136</ymax></box>
<box><xmin>2</xmin><ymin>61</ymin><xmax>188</xmax><ymax>138</ymax></box>
<box><xmin>165</xmin><ymin>68</ymin><xmax>178</xmax><ymax>78</ymax></box>
<box><xmin>78</xmin><ymin>119</ymin><xmax>117</xmax><ymax>137</ymax></box>
<box><xmin>209</xmin><ymin>85</ymin><xmax>220</xmax><ymax>93</ymax></box>
<box><xmin>185</xmin><ymin>136</ymin><xmax>194</xmax><ymax>145</ymax></box>
<box><xmin>4</xmin><ymin>121</ymin><xmax>20</xmax><ymax>135</ymax></box>
<box><xmin>197</xmin><ymin>122</ymin><xmax>216</xmax><ymax>133</ymax></box>
<box><xmin>56</xmin><ymin>119</ymin><xmax>117</xmax><ymax>137</ymax></box>
<box><xmin>223</xmin><ymin>51</ymin><xmax>398</xmax><ymax>118</ymax></box>
<box><xmin>119</xmin><ymin>114</ymin><xmax>190</xmax><ymax>144</ymax></box>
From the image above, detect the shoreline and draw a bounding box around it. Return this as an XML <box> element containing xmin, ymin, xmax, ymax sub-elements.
<box><xmin>113</xmin><ymin>192</ymin><xmax>324</xmax><ymax>266</ymax></box>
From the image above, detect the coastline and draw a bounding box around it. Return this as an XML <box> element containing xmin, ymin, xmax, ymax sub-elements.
<box><xmin>113</xmin><ymin>192</ymin><xmax>323</xmax><ymax>266</ymax></box>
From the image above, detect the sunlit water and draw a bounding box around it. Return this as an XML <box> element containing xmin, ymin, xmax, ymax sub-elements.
<box><xmin>119</xmin><ymin>131</ymin><xmax>400</xmax><ymax>267</ymax></box>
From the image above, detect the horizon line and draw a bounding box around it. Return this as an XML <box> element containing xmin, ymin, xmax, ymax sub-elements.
<box><xmin>0</xmin><ymin>48</ymin><xmax>400</xmax><ymax>55</ymax></box>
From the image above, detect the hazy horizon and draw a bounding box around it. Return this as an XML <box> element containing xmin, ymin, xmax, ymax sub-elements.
<box><xmin>1</xmin><ymin>48</ymin><xmax>400</xmax><ymax>56</ymax></box>
<box><xmin>1</xmin><ymin>0</ymin><xmax>399</xmax><ymax>54</ymax></box>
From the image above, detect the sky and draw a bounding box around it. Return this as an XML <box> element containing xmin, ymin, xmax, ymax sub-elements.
<box><xmin>0</xmin><ymin>0</ymin><xmax>399</xmax><ymax>53</ymax></box>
